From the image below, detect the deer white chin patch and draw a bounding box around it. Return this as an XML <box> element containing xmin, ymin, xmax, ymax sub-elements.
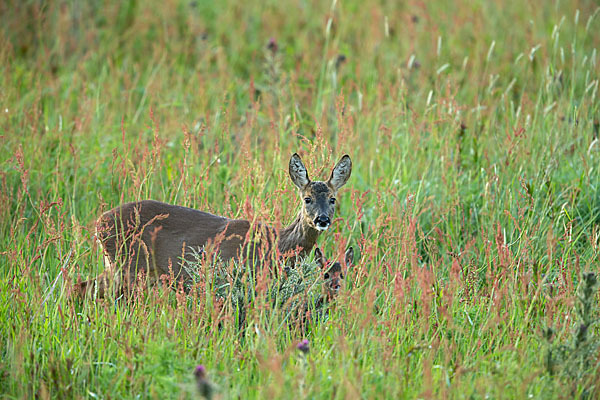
<box><xmin>316</xmin><ymin>225</ymin><xmax>330</xmax><ymax>232</ymax></box>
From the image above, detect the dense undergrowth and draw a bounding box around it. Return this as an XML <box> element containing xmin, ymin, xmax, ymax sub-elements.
<box><xmin>1</xmin><ymin>0</ymin><xmax>600</xmax><ymax>398</ymax></box>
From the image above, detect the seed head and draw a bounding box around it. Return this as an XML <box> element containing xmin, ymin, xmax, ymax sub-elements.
<box><xmin>335</xmin><ymin>54</ymin><xmax>347</xmax><ymax>69</ymax></box>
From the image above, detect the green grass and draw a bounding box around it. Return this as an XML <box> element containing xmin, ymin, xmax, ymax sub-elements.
<box><xmin>1</xmin><ymin>0</ymin><xmax>600</xmax><ymax>398</ymax></box>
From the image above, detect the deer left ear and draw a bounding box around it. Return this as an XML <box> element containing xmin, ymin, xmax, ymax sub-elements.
<box><xmin>328</xmin><ymin>155</ymin><xmax>352</xmax><ymax>190</ymax></box>
<box><xmin>314</xmin><ymin>247</ymin><xmax>326</xmax><ymax>268</ymax></box>
<box><xmin>344</xmin><ymin>246</ymin><xmax>354</xmax><ymax>267</ymax></box>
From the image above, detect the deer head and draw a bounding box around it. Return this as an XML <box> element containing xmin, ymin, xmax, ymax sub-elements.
<box><xmin>289</xmin><ymin>154</ymin><xmax>352</xmax><ymax>232</ymax></box>
<box><xmin>315</xmin><ymin>246</ymin><xmax>354</xmax><ymax>300</ymax></box>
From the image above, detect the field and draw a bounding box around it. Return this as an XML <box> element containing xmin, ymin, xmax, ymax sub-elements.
<box><xmin>1</xmin><ymin>0</ymin><xmax>600</xmax><ymax>398</ymax></box>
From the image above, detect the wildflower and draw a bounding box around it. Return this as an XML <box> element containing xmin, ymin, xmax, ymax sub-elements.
<box><xmin>297</xmin><ymin>339</ymin><xmax>310</xmax><ymax>354</ymax></box>
<box><xmin>267</xmin><ymin>37</ymin><xmax>278</xmax><ymax>54</ymax></box>
<box><xmin>194</xmin><ymin>365</ymin><xmax>215</xmax><ymax>400</ymax></box>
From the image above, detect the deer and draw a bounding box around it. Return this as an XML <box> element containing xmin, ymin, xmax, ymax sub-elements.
<box><xmin>286</xmin><ymin>246</ymin><xmax>354</xmax><ymax>331</ymax></box>
<box><xmin>315</xmin><ymin>246</ymin><xmax>354</xmax><ymax>303</ymax></box>
<box><xmin>218</xmin><ymin>245</ymin><xmax>355</xmax><ymax>331</ymax></box>
<box><xmin>75</xmin><ymin>153</ymin><xmax>352</xmax><ymax>298</ymax></box>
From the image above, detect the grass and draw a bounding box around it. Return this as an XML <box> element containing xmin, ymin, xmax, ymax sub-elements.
<box><xmin>1</xmin><ymin>0</ymin><xmax>600</xmax><ymax>398</ymax></box>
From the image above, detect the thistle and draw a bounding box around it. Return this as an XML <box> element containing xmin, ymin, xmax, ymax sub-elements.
<box><xmin>194</xmin><ymin>365</ymin><xmax>216</xmax><ymax>400</ymax></box>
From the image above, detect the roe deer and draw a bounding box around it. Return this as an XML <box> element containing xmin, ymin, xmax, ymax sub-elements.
<box><xmin>219</xmin><ymin>245</ymin><xmax>355</xmax><ymax>331</ymax></box>
<box><xmin>76</xmin><ymin>153</ymin><xmax>352</xmax><ymax>298</ymax></box>
<box><xmin>292</xmin><ymin>246</ymin><xmax>354</xmax><ymax>330</ymax></box>
<box><xmin>315</xmin><ymin>246</ymin><xmax>354</xmax><ymax>302</ymax></box>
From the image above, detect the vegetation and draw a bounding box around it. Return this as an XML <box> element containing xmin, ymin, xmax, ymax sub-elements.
<box><xmin>1</xmin><ymin>0</ymin><xmax>599</xmax><ymax>398</ymax></box>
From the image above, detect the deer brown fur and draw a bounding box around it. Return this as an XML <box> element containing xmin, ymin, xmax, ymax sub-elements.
<box><xmin>76</xmin><ymin>154</ymin><xmax>352</xmax><ymax>298</ymax></box>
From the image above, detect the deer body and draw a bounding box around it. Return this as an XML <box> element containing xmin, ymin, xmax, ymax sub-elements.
<box><xmin>78</xmin><ymin>154</ymin><xmax>352</xmax><ymax>297</ymax></box>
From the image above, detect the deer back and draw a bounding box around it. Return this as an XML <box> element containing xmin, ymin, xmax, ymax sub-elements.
<box><xmin>96</xmin><ymin>200</ymin><xmax>260</xmax><ymax>282</ymax></box>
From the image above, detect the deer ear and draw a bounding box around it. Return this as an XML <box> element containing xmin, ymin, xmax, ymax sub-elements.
<box><xmin>314</xmin><ymin>247</ymin><xmax>325</xmax><ymax>268</ymax></box>
<box><xmin>328</xmin><ymin>155</ymin><xmax>352</xmax><ymax>190</ymax></box>
<box><xmin>289</xmin><ymin>153</ymin><xmax>310</xmax><ymax>189</ymax></box>
<box><xmin>344</xmin><ymin>246</ymin><xmax>354</xmax><ymax>267</ymax></box>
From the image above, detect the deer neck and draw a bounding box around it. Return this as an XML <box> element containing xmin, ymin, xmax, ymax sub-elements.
<box><xmin>278</xmin><ymin>212</ymin><xmax>320</xmax><ymax>256</ymax></box>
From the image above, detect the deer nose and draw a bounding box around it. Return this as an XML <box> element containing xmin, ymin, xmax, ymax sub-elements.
<box><xmin>314</xmin><ymin>215</ymin><xmax>331</xmax><ymax>230</ymax></box>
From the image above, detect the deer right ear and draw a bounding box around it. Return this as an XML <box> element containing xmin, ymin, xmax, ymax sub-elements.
<box><xmin>289</xmin><ymin>153</ymin><xmax>310</xmax><ymax>189</ymax></box>
<box><xmin>314</xmin><ymin>247</ymin><xmax>325</xmax><ymax>268</ymax></box>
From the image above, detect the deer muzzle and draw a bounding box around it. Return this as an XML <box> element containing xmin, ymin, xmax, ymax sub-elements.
<box><xmin>314</xmin><ymin>215</ymin><xmax>331</xmax><ymax>231</ymax></box>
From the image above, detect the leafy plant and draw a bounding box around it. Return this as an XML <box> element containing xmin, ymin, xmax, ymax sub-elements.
<box><xmin>544</xmin><ymin>272</ymin><xmax>600</xmax><ymax>398</ymax></box>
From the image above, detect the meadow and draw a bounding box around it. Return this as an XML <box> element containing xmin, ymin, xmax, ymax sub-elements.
<box><xmin>1</xmin><ymin>0</ymin><xmax>600</xmax><ymax>398</ymax></box>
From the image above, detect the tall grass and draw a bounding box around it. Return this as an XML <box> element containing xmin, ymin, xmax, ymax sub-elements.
<box><xmin>1</xmin><ymin>0</ymin><xmax>599</xmax><ymax>398</ymax></box>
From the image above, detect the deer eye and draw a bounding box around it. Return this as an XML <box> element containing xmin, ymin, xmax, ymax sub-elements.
<box><xmin>324</xmin><ymin>272</ymin><xmax>330</xmax><ymax>280</ymax></box>
<box><xmin>340</xmin><ymin>273</ymin><xmax>344</xmax><ymax>279</ymax></box>
<box><xmin>304</xmin><ymin>197</ymin><xmax>312</xmax><ymax>204</ymax></box>
<box><xmin>329</xmin><ymin>198</ymin><xmax>336</xmax><ymax>205</ymax></box>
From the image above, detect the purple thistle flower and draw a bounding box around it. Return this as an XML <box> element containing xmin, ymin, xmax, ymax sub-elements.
<box><xmin>267</xmin><ymin>37</ymin><xmax>278</xmax><ymax>54</ymax></box>
<box><xmin>194</xmin><ymin>364</ymin><xmax>214</xmax><ymax>399</ymax></box>
<box><xmin>297</xmin><ymin>339</ymin><xmax>309</xmax><ymax>354</ymax></box>
<box><xmin>194</xmin><ymin>364</ymin><xmax>207</xmax><ymax>379</ymax></box>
